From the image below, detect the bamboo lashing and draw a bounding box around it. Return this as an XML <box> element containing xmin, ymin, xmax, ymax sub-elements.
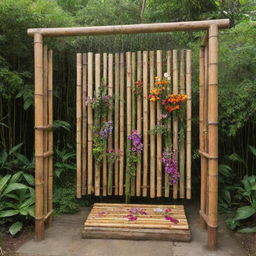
<box><xmin>95</xmin><ymin>53</ymin><xmax>101</xmax><ymax>196</ymax></box>
<box><xmin>172</xmin><ymin>50</ymin><xmax>178</xmax><ymax>199</ymax></box>
<box><xmin>136</xmin><ymin>51</ymin><xmax>142</xmax><ymax>197</ymax></box>
<box><xmin>149</xmin><ymin>51</ymin><xmax>155</xmax><ymax>198</ymax></box>
<box><xmin>87</xmin><ymin>52</ymin><xmax>93</xmax><ymax>194</ymax></box>
<box><xmin>82</xmin><ymin>53</ymin><xmax>87</xmax><ymax>195</ymax></box>
<box><xmin>107</xmin><ymin>54</ymin><xmax>114</xmax><ymax>195</ymax></box>
<box><xmin>156</xmin><ymin>50</ymin><xmax>162</xmax><ymax>197</ymax></box>
<box><xmin>142</xmin><ymin>51</ymin><xmax>148</xmax><ymax>197</ymax></box>
<box><xmin>179</xmin><ymin>50</ymin><xmax>185</xmax><ymax>199</ymax></box>
<box><xmin>119</xmin><ymin>53</ymin><xmax>125</xmax><ymax>196</ymax></box>
<box><xmin>114</xmin><ymin>53</ymin><xmax>120</xmax><ymax>195</ymax></box>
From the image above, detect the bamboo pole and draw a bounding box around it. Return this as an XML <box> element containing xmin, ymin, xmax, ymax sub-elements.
<box><xmin>156</xmin><ymin>50</ymin><xmax>162</xmax><ymax>197</ymax></box>
<box><xmin>43</xmin><ymin>45</ymin><xmax>48</xmax><ymax>215</ymax></box>
<box><xmin>165</xmin><ymin>50</ymin><xmax>172</xmax><ymax>198</ymax></box>
<box><xmin>107</xmin><ymin>54</ymin><xmax>114</xmax><ymax>195</ymax></box>
<box><xmin>119</xmin><ymin>53</ymin><xmax>125</xmax><ymax>196</ymax></box>
<box><xmin>125</xmin><ymin>52</ymin><xmax>132</xmax><ymax>202</ymax></box>
<box><xmin>82</xmin><ymin>53</ymin><xmax>87</xmax><ymax>196</ymax></box>
<box><xmin>142</xmin><ymin>51</ymin><xmax>148</xmax><ymax>197</ymax></box>
<box><xmin>186</xmin><ymin>50</ymin><xmax>192</xmax><ymax>199</ymax></box>
<box><xmin>76</xmin><ymin>53</ymin><xmax>82</xmax><ymax>198</ymax></box>
<box><xmin>27</xmin><ymin>19</ymin><xmax>230</xmax><ymax>37</ymax></box>
<box><xmin>199</xmin><ymin>46</ymin><xmax>207</xmax><ymax>229</ymax></box>
<box><xmin>179</xmin><ymin>50</ymin><xmax>185</xmax><ymax>199</ymax></box>
<box><xmin>87</xmin><ymin>52</ymin><xmax>93</xmax><ymax>194</ymax></box>
<box><xmin>207</xmin><ymin>24</ymin><xmax>219</xmax><ymax>250</ymax></box>
<box><xmin>114</xmin><ymin>53</ymin><xmax>120</xmax><ymax>195</ymax></box>
<box><xmin>102</xmin><ymin>53</ymin><xmax>108</xmax><ymax>196</ymax></box>
<box><xmin>172</xmin><ymin>50</ymin><xmax>178</xmax><ymax>199</ymax></box>
<box><xmin>47</xmin><ymin>49</ymin><xmax>53</xmax><ymax>226</ymax></box>
<box><xmin>131</xmin><ymin>52</ymin><xmax>136</xmax><ymax>196</ymax></box>
<box><xmin>149</xmin><ymin>51</ymin><xmax>155</xmax><ymax>198</ymax></box>
<box><xmin>34</xmin><ymin>33</ymin><xmax>45</xmax><ymax>240</ymax></box>
<box><xmin>95</xmin><ymin>53</ymin><xmax>101</xmax><ymax>196</ymax></box>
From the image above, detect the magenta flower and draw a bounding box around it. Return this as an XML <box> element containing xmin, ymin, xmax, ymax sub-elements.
<box><xmin>128</xmin><ymin>129</ymin><xmax>143</xmax><ymax>153</ymax></box>
<box><xmin>162</xmin><ymin>150</ymin><xmax>179</xmax><ymax>184</ymax></box>
<box><xmin>164</xmin><ymin>215</ymin><xmax>179</xmax><ymax>224</ymax></box>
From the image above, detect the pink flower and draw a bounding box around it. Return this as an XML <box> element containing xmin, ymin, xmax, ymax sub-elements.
<box><xmin>164</xmin><ymin>215</ymin><xmax>179</xmax><ymax>224</ymax></box>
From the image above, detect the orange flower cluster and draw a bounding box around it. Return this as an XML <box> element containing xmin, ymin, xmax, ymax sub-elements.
<box><xmin>149</xmin><ymin>77</ymin><xmax>168</xmax><ymax>102</ymax></box>
<box><xmin>162</xmin><ymin>94</ymin><xmax>187</xmax><ymax>112</ymax></box>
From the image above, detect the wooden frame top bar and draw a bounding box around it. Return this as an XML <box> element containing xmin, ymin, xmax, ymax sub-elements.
<box><xmin>28</xmin><ymin>19</ymin><xmax>229</xmax><ymax>37</ymax></box>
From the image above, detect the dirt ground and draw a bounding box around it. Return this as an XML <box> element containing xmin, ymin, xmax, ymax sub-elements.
<box><xmin>233</xmin><ymin>232</ymin><xmax>256</xmax><ymax>256</ymax></box>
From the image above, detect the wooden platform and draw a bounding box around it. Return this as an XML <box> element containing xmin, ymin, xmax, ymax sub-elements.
<box><xmin>82</xmin><ymin>203</ymin><xmax>191</xmax><ymax>241</ymax></box>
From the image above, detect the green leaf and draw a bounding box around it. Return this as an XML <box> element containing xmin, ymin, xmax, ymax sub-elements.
<box><xmin>23</xmin><ymin>173</ymin><xmax>34</xmax><ymax>185</ymax></box>
<box><xmin>14</xmin><ymin>153</ymin><xmax>30</xmax><ymax>165</ymax></box>
<box><xmin>9</xmin><ymin>143</ymin><xmax>23</xmax><ymax>155</ymax></box>
<box><xmin>234</xmin><ymin>206</ymin><xmax>256</xmax><ymax>221</ymax></box>
<box><xmin>9</xmin><ymin>221</ymin><xmax>23</xmax><ymax>235</ymax></box>
<box><xmin>0</xmin><ymin>150</ymin><xmax>8</xmax><ymax>166</ymax></box>
<box><xmin>10</xmin><ymin>171</ymin><xmax>23</xmax><ymax>183</ymax></box>
<box><xmin>3</xmin><ymin>183</ymin><xmax>29</xmax><ymax>196</ymax></box>
<box><xmin>0</xmin><ymin>174</ymin><xmax>11</xmax><ymax>194</ymax></box>
<box><xmin>0</xmin><ymin>209</ymin><xmax>19</xmax><ymax>217</ymax></box>
<box><xmin>248</xmin><ymin>145</ymin><xmax>256</xmax><ymax>157</ymax></box>
<box><xmin>238</xmin><ymin>227</ymin><xmax>256</xmax><ymax>233</ymax></box>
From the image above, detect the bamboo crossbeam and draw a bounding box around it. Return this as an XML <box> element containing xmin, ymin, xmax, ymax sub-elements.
<box><xmin>28</xmin><ymin>19</ymin><xmax>230</xmax><ymax>37</ymax></box>
<box><xmin>35</xmin><ymin>124</ymin><xmax>53</xmax><ymax>130</ymax></box>
<box><xmin>199</xmin><ymin>150</ymin><xmax>218</xmax><ymax>159</ymax></box>
<box><xmin>35</xmin><ymin>151</ymin><xmax>54</xmax><ymax>158</ymax></box>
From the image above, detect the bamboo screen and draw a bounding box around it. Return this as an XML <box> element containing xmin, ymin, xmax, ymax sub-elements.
<box><xmin>76</xmin><ymin>50</ymin><xmax>192</xmax><ymax>199</ymax></box>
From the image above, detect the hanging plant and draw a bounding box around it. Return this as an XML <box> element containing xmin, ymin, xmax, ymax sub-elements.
<box><xmin>162</xmin><ymin>150</ymin><xmax>179</xmax><ymax>185</ymax></box>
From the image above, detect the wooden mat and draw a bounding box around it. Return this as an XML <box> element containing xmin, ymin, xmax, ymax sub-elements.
<box><xmin>82</xmin><ymin>203</ymin><xmax>191</xmax><ymax>241</ymax></box>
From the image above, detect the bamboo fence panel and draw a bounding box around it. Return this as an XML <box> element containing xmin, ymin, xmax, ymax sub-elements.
<box><xmin>108</xmin><ymin>54</ymin><xmax>114</xmax><ymax>195</ymax></box>
<box><xmin>142</xmin><ymin>51</ymin><xmax>149</xmax><ymax>197</ymax></box>
<box><xmin>114</xmin><ymin>53</ymin><xmax>120</xmax><ymax>195</ymax></box>
<box><xmin>156</xmin><ymin>50</ymin><xmax>162</xmax><ymax>197</ymax></box>
<box><xmin>149</xmin><ymin>51</ymin><xmax>155</xmax><ymax>198</ymax></box>
<box><xmin>172</xmin><ymin>50</ymin><xmax>178</xmax><ymax>199</ymax></box>
<box><xmin>95</xmin><ymin>53</ymin><xmax>101</xmax><ymax>196</ymax></box>
<box><xmin>119</xmin><ymin>53</ymin><xmax>125</xmax><ymax>196</ymax></box>
<box><xmin>136</xmin><ymin>51</ymin><xmax>142</xmax><ymax>197</ymax></box>
<box><xmin>87</xmin><ymin>52</ymin><xmax>93</xmax><ymax>194</ymax></box>
<box><xmin>186</xmin><ymin>50</ymin><xmax>192</xmax><ymax>199</ymax></box>
<box><xmin>82</xmin><ymin>53</ymin><xmax>87</xmax><ymax>195</ymax></box>
<box><xmin>179</xmin><ymin>50</ymin><xmax>185</xmax><ymax>199</ymax></box>
<box><xmin>76</xmin><ymin>53</ymin><xmax>82</xmax><ymax>198</ymax></box>
<box><xmin>102</xmin><ymin>53</ymin><xmax>108</xmax><ymax>196</ymax></box>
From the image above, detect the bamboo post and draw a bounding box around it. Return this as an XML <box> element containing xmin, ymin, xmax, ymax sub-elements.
<box><xmin>165</xmin><ymin>50</ymin><xmax>172</xmax><ymax>198</ymax></box>
<box><xmin>207</xmin><ymin>24</ymin><xmax>219</xmax><ymax>250</ymax></box>
<box><xmin>43</xmin><ymin>45</ymin><xmax>48</xmax><ymax>214</ymax></box>
<box><xmin>136</xmin><ymin>51</ymin><xmax>142</xmax><ymax>197</ymax></box>
<box><xmin>76</xmin><ymin>53</ymin><xmax>82</xmax><ymax>198</ymax></box>
<box><xmin>172</xmin><ymin>50</ymin><xmax>178</xmax><ymax>199</ymax></box>
<box><xmin>82</xmin><ymin>53</ymin><xmax>87</xmax><ymax>196</ymax></box>
<box><xmin>102</xmin><ymin>53</ymin><xmax>108</xmax><ymax>196</ymax></box>
<box><xmin>149</xmin><ymin>51</ymin><xmax>155</xmax><ymax>198</ymax></box>
<box><xmin>156</xmin><ymin>50</ymin><xmax>162</xmax><ymax>197</ymax></box>
<box><xmin>47</xmin><ymin>49</ymin><xmax>53</xmax><ymax>226</ymax></box>
<box><xmin>125</xmin><ymin>52</ymin><xmax>132</xmax><ymax>202</ymax></box>
<box><xmin>87</xmin><ymin>52</ymin><xmax>93</xmax><ymax>194</ymax></box>
<box><xmin>131</xmin><ymin>52</ymin><xmax>136</xmax><ymax>196</ymax></box>
<box><xmin>34</xmin><ymin>33</ymin><xmax>45</xmax><ymax>240</ymax></box>
<box><xmin>114</xmin><ymin>53</ymin><xmax>120</xmax><ymax>195</ymax></box>
<box><xmin>119</xmin><ymin>53</ymin><xmax>125</xmax><ymax>196</ymax></box>
<box><xmin>142</xmin><ymin>51</ymin><xmax>148</xmax><ymax>197</ymax></box>
<box><xmin>186</xmin><ymin>50</ymin><xmax>192</xmax><ymax>199</ymax></box>
<box><xmin>199</xmin><ymin>46</ymin><xmax>207</xmax><ymax>229</ymax></box>
<box><xmin>95</xmin><ymin>53</ymin><xmax>101</xmax><ymax>196</ymax></box>
<box><xmin>107</xmin><ymin>54</ymin><xmax>113</xmax><ymax>195</ymax></box>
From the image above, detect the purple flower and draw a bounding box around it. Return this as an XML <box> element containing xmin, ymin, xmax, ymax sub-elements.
<box><xmin>128</xmin><ymin>129</ymin><xmax>143</xmax><ymax>153</ymax></box>
<box><xmin>162</xmin><ymin>150</ymin><xmax>179</xmax><ymax>184</ymax></box>
<box><xmin>99</xmin><ymin>121</ymin><xmax>113</xmax><ymax>138</ymax></box>
<box><xmin>123</xmin><ymin>214</ymin><xmax>138</xmax><ymax>221</ymax></box>
<box><xmin>164</xmin><ymin>215</ymin><xmax>179</xmax><ymax>224</ymax></box>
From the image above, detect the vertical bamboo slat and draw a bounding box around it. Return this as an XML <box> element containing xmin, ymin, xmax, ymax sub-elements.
<box><xmin>142</xmin><ymin>51</ymin><xmax>148</xmax><ymax>197</ymax></box>
<box><xmin>82</xmin><ymin>53</ymin><xmax>87</xmax><ymax>195</ymax></box>
<box><xmin>136</xmin><ymin>51</ymin><xmax>142</xmax><ymax>197</ymax></box>
<box><xmin>186</xmin><ymin>50</ymin><xmax>192</xmax><ymax>199</ymax></box>
<box><xmin>114</xmin><ymin>53</ymin><xmax>120</xmax><ymax>195</ymax></box>
<box><xmin>156</xmin><ymin>50</ymin><xmax>162</xmax><ymax>197</ymax></box>
<box><xmin>107</xmin><ymin>54</ymin><xmax>114</xmax><ymax>195</ymax></box>
<box><xmin>34</xmin><ymin>33</ymin><xmax>44</xmax><ymax>240</ymax></box>
<box><xmin>149</xmin><ymin>51</ymin><xmax>155</xmax><ymax>198</ymax></box>
<box><xmin>131</xmin><ymin>52</ymin><xmax>136</xmax><ymax>196</ymax></box>
<box><xmin>87</xmin><ymin>52</ymin><xmax>93</xmax><ymax>194</ymax></box>
<box><xmin>119</xmin><ymin>53</ymin><xmax>125</xmax><ymax>196</ymax></box>
<box><xmin>43</xmin><ymin>46</ymin><xmax>48</xmax><ymax>213</ymax></box>
<box><xmin>179</xmin><ymin>50</ymin><xmax>185</xmax><ymax>199</ymax></box>
<box><xmin>47</xmin><ymin>49</ymin><xmax>53</xmax><ymax>226</ymax></box>
<box><xmin>172</xmin><ymin>50</ymin><xmax>178</xmax><ymax>199</ymax></box>
<box><xmin>125</xmin><ymin>52</ymin><xmax>132</xmax><ymax>202</ymax></box>
<box><xmin>102</xmin><ymin>53</ymin><xmax>108</xmax><ymax>196</ymax></box>
<box><xmin>165</xmin><ymin>50</ymin><xmax>172</xmax><ymax>198</ymax></box>
<box><xmin>95</xmin><ymin>53</ymin><xmax>101</xmax><ymax>196</ymax></box>
<box><xmin>207</xmin><ymin>24</ymin><xmax>219</xmax><ymax>250</ymax></box>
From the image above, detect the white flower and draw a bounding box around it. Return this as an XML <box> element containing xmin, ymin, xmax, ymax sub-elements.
<box><xmin>164</xmin><ymin>72</ymin><xmax>170</xmax><ymax>78</ymax></box>
<box><xmin>153</xmin><ymin>208</ymin><xmax>164</xmax><ymax>213</ymax></box>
